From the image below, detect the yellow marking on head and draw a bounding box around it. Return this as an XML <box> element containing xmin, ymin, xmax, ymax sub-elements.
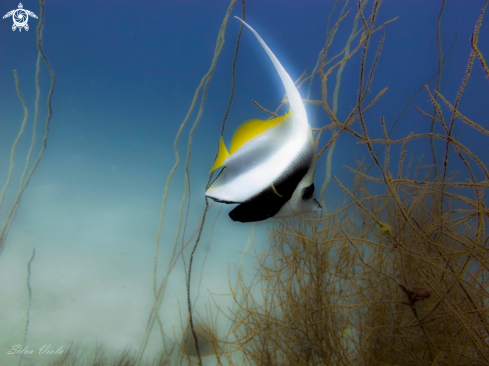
<box><xmin>271</xmin><ymin>183</ymin><xmax>283</xmax><ymax>197</ymax></box>
<box><xmin>209</xmin><ymin>136</ymin><xmax>230</xmax><ymax>173</ymax></box>
<box><xmin>229</xmin><ymin>110</ymin><xmax>293</xmax><ymax>154</ymax></box>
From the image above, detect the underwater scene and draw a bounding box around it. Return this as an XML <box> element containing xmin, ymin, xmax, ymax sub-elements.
<box><xmin>1</xmin><ymin>0</ymin><xmax>488</xmax><ymax>365</ymax></box>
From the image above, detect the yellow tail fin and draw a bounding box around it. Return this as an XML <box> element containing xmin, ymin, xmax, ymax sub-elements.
<box><xmin>210</xmin><ymin>136</ymin><xmax>231</xmax><ymax>173</ymax></box>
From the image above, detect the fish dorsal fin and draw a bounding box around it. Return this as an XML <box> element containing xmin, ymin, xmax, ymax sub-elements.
<box><xmin>210</xmin><ymin>136</ymin><xmax>230</xmax><ymax>172</ymax></box>
<box><xmin>235</xmin><ymin>17</ymin><xmax>308</xmax><ymax>129</ymax></box>
<box><xmin>230</xmin><ymin>110</ymin><xmax>292</xmax><ymax>154</ymax></box>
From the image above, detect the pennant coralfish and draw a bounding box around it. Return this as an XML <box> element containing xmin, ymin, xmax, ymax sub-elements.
<box><xmin>205</xmin><ymin>17</ymin><xmax>322</xmax><ymax>222</ymax></box>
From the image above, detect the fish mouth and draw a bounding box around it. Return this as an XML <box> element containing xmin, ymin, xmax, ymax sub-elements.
<box><xmin>308</xmin><ymin>200</ymin><xmax>322</xmax><ymax>217</ymax></box>
<box><xmin>315</xmin><ymin>199</ymin><xmax>323</xmax><ymax>212</ymax></box>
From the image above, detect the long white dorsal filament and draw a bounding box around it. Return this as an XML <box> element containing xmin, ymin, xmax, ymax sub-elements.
<box><xmin>235</xmin><ymin>17</ymin><xmax>308</xmax><ymax>129</ymax></box>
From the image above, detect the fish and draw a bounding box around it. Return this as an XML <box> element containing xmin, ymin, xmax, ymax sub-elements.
<box><xmin>205</xmin><ymin>17</ymin><xmax>322</xmax><ymax>222</ymax></box>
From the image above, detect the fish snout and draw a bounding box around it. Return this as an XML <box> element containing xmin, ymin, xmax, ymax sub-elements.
<box><xmin>314</xmin><ymin>199</ymin><xmax>322</xmax><ymax>213</ymax></box>
<box><xmin>300</xmin><ymin>196</ymin><xmax>322</xmax><ymax>215</ymax></box>
<box><xmin>307</xmin><ymin>198</ymin><xmax>322</xmax><ymax>216</ymax></box>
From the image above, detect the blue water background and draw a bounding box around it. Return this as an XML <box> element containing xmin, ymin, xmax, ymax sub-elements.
<box><xmin>0</xmin><ymin>0</ymin><xmax>488</xmax><ymax>364</ymax></box>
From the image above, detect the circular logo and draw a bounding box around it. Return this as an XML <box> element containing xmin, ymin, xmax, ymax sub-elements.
<box><xmin>3</xmin><ymin>3</ymin><xmax>38</xmax><ymax>32</ymax></box>
<box><xmin>12</xmin><ymin>9</ymin><xmax>28</xmax><ymax>29</ymax></box>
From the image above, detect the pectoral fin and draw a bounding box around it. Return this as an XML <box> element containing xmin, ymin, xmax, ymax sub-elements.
<box><xmin>271</xmin><ymin>183</ymin><xmax>283</xmax><ymax>197</ymax></box>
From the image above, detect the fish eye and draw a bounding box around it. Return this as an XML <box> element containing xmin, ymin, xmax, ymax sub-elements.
<box><xmin>301</xmin><ymin>183</ymin><xmax>315</xmax><ymax>200</ymax></box>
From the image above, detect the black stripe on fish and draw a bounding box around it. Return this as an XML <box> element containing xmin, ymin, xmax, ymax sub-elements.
<box><xmin>228</xmin><ymin>148</ymin><xmax>313</xmax><ymax>222</ymax></box>
<box><xmin>205</xmin><ymin>117</ymin><xmax>296</xmax><ymax>203</ymax></box>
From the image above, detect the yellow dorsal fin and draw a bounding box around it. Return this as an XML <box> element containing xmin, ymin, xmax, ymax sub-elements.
<box><xmin>210</xmin><ymin>136</ymin><xmax>231</xmax><ymax>173</ymax></box>
<box><xmin>230</xmin><ymin>110</ymin><xmax>293</xmax><ymax>154</ymax></box>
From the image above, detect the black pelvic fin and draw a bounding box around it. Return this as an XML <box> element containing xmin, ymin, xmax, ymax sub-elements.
<box><xmin>229</xmin><ymin>187</ymin><xmax>287</xmax><ymax>222</ymax></box>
